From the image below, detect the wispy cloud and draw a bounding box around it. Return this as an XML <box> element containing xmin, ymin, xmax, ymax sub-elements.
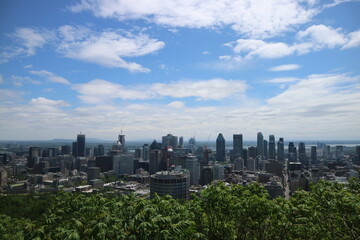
<box><xmin>30</xmin><ymin>97</ymin><xmax>70</xmax><ymax>107</ymax></box>
<box><xmin>30</xmin><ymin>70</ymin><xmax>70</xmax><ymax>85</ymax></box>
<box><xmin>265</xmin><ymin>77</ymin><xmax>300</xmax><ymax>83</ymax></box>
<box><xmin>11</xmin><ymin>75</ymin><xmax>42</xmax><ymax>86</ymax></box>
<box><xmin>269</xmin><ymin>64</ymin><xmax>301</xmax><ymax>71</ymax></box>
<box><xmin>72</xmin><ymin>78</ymin><xmax>248</xmax><ymax>104</ymax></box>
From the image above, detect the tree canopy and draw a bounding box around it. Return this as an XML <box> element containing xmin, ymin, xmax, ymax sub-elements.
<box><xmin>1</xmin><ymin>179</ymin><xmax>359</xmax><ymax>239</ymax></box>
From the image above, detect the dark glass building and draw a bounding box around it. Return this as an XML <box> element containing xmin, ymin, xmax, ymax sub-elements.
<box><xmin>216</xmin><ymin>133</ymin><xmax>225</xmax><ymax>162</ymax></box>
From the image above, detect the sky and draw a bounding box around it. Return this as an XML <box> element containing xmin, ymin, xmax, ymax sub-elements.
<box><xmin>0</xmin><ymin>0</ymin><xmax>360</xmax><ymax>141</ymax></box>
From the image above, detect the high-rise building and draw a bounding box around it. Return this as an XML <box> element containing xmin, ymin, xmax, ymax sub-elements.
<box><xmin>233</xmin><ymin>134</ymin><xmax>243</xmax><ymax>159</ymax></box>
<box><xmin>113</xmin><ymin>155</ymin><xmax>134</xmax><ymax>175</ymax></box>
<box><xmin>149</xmin><ymin>149</ymin><xmax>162</xmax><ymax>174</ymax></box>
<box><xmin>77</xmin><ymin>133</ymin><xmax>86</xmax><ymax>157</ymax></box>
<box><xmin>143</xmin><ymin>144</ymin><xmax>150</xmax><ymax>161</ymax></box>
<box><xmin>216</xmin><ymin>133</ymin><xmax>225</xmax><ymax>162</ymax></box>
<box><xmin>323</xmin><ymin>145</ymin><xmax>330</xmax><ymax>160</ymax></box>
<box><xmin>188</xmin><ymin>137</ymin><xmax>196</xmax><ymax>153</ymax></box>
<box><xmin>28</xmin><ymin>147</ymin><xmax>40</xmax><ymax>168</ymax></box>
<box><xmin>248</xmin><ymin>146</ymin><xmax>257</xmax><ymax>159</ymax></box>
<box><xmin>355</xmin><ymin>146</ymin><xmax>360</xmax><ymax>164</ymax></box>
<box><xmin>269</xmin><ymin>135</ymin><xmax>276</xmax><ymax>160</ymax></box>
<box><xmin>179</xmin><ymin>136</ymin><xmax>184</xmax><ymax>148</ymax></box>
<box><xmin>288</xmin><ymin>142</ymin><xmax>297</xmax><ymax>162</ymax></box>
<box><xmin>311</xmin><ymin>146</ymin><xmax>317</xmax><ymax>165</ymax></box>
<box><xmin>162</xmin><ymin>134</ymin><xmax>178</xmax><ymax>149</ymax></box>
<box><xmin>72</xmin><ymin>142</ymin><xmax>77</xmax><ymax>157</ymax></box>
<box><xmin>150</xmin><ymin>170</ymin><xmax>190</xmax><ymax>199</ymax></box>
<box><xmin>213</xmin><ymin>164</ymin><xmax>225</xmax><ymax>180</ymax></box>
<box><xmin>277</xmin><ymin>138</ymin><xmax>284</xmax><ymax>162</ymax></box>
<box><xmin>336</xmin><ymin>145</ymin><xmax>344</xmax><ymax>161</ymax></box>
<box><xmin>118</xmin><ymin>133</ymin><xmax>125</xmax><ymax>151</ymax></box>
<box><xmin>257</xmin><ymin>132</ymin><xmax>264</xmax><ymax>159</ymax></box>
<box><xmin>298</xmin><ymin>142</ymin><xmax>306</xmax><ymax>165</ymax></box>
<box><xmin>263</xmin><ymin>140</ymin><xmax>268</xmax><ymax>159</ymax></box>
<box><xmin>61</xmin><ymin>145</ymin><xmax>71</xmax><ymax>155</ymax></box>
<box><xmin>186</xmin><ymin>155</ymin><xmax>200</xmax><ymax>185</ymax></box>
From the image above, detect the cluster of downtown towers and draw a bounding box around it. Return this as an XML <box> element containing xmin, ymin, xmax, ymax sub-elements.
<box><xmin>216</xmin><ymin>132</ymin><xmax>286</xmax><ymax>162</ymax></box>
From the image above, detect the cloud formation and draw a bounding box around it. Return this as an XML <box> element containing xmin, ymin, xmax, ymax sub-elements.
<box><xmin>72</xmin><ymin>78</ymin><xmax>248</xmax><ymax>104</ymax></box>
<box><xmin>30</xmin><ymin>70</ymin><xmax>71</xmax><ymax>85</ymax></box>
<box><xmin>226</xmin><ymin>25</ymin><xmax>360</xmax><ymax>60</ymax></box>
<box><xmin>269</xmin><ymin>64</ymin><xmax>301</xmax><ymax>71</ymax></box>
<box><xmin>69</xmin><ymin>0</ymin><xmax>319</xmax><ymax>38</ymax></box>
<box><xmin>57</xmin><ymin>26</ymin><xmax>165</xmax><ymax>73</ymax></box>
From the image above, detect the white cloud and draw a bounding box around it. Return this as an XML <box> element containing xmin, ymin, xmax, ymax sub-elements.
<box><xmin>202</xmin><ymin>51</ymin><xmax>210</xmax><ymax>55</ymax></box>
<box><xmin>269</xmin><ymin>64</ymin><xmax>301</xmax><ymax>71</ymax></box>
<box><xmin>166</xmin><ymin>101</ymin><xmax>185</xmax><ymax>108</ymax></box>
<box><xmin>23</xmin><ymin>64</ymin><xmax>33</xmax><ymax>69</ymax></box>
<box><xmin>151</xmin><ymin>78</ymin><xmax>247</xmax><ymax>100</ymax></box>
<box><xmin>69</xmin><ymin>0</ymin><xmax>319</xmax><ymax>38</ymax></box>
<box><xmin>57</xmin><ymin>26</ymin><xmax>165</xmax><ymax>73</ymax></box>
<box><xmin>342</xmin><ymin>30</ymin><xmax>360</xmax><ymax>49</ymax></box>
<box><xmin>30</xmin><ymin>70</ymin><xmax>70</xmax><ymax>85</ymax></box>
<box><xmin>226</xmin><ymin>25</ymin><xmax>360</xmax><ymax>61</ymax></box>
<box><xmin>30</xmin><ymin>97</ymin><xmax>70</xmax><ymax>107</ymax></box>
<box><xmin>11</xmin><ymin>28</ymin><xmax>50</xmax><ymax>56</ymax></box>
<box><xmin>72</xmin><ymin>79</ymin><xmax>153</xmax><ymax>104</ymax></box>
<box><xmin>72</xmin><ymin>78</ymin><xmax>248</xmax><ymax>104</ymax></box>
<box><xmin>265</xmin><ymin>77</ymin><xmax>300</xmax><ymax>83</ymax></box>
<box><xmin>296</xmin><ymin>24</ymin><xmax>346</xmax><ymax>49</ymax></box>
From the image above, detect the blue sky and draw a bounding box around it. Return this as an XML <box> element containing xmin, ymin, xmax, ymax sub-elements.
<box><xmin>0</xmin><ymin>0</ymin><xmax>360</xmax><ymax>141</ymax></box>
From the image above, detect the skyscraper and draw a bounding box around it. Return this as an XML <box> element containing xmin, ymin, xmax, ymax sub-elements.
<box><xmin>77</xmin><ymin>133</ymin><xmax>86</xmax><ymax>157</ymax></box>
<box><xmin>288</xmin><ymin>142</ymin><xmax>297</xmax><ymax>162</ymax></box>
<box><xmin>188</xmin><ymin>137</ymin><xmax>196</xmax><ymax>153</ymax></box>
<box><xmin>118</xmin><ymin>133</ymin><xmax>125</xmax><ymax>151</ymax></box>
<box><xmin>28</xmin><ymin>147</ymin><xmax>40</xmax><ymax>168</ymax></box>
<box><xmin>269</xmin><ymin>135</ymin><xmax>276</xmax><ymax>160</ymax></box>
<box><xmin>216</xmin><ymin>133</ymin><xmax>225</xmax><ymax>162</ymax></box>
<box><xmin>179</xmin><ymin>136</ymin><xmax>184</xmax><ymax>148</ymax></box>
<box><xmin>162</xmin><ymin>133</ymin><xmax>178</xmax><ymax>148</ymax></box>
<box><xmin>263</xmin><ymin>139</ymin><xmax>268</xmax><ymax>159</ymax></box>
<box><xmin>257</xmin><ymin>132</ymin><xmax>264</xmax><ymax>159</ymax></box>
<box><xmin>298</xmin><ymin>142</ymin><xmax>306</xmax><ymax>165</ymax></box>
<box><xmin>311</xmin><ymin>146</ymin><xmax>317</xmax><ymax>165</ymax></box>
<box><xmin>233</xmin><ymin>134</ymin><xmax>243</xmax><ymax>159</ymax></box>
<box><xmin>277</xmin><ymin>138</ymin><xmax>284</xmax><ymax>162</ymax></box>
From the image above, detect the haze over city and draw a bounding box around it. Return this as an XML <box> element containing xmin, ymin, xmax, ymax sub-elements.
<box><xmin>1</xmin><ymin>0</ymin><xmax>360</xmax><ymax>141</ymax></box>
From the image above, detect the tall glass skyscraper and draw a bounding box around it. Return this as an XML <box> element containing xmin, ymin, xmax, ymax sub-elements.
<box><xmin>216</xmin><ymin>133</ymin><xmax>225</xmax><ymax>162</ymax></box>
<box><xmin>277</xmin><ymin>138</ymin><xmax>284</xmax><ymax>162</ymax></box>
<box><xmin>269</xmin><ymin>135</ymin><xmax>276</xmax><ymax>159</ymax></box>
<box><xmin>233</xmin><ymin>134</ymin><xmax>243</xmax><ymax>158</ymax></box>
<box><xmin>77</xmin><ymin>133</ymin><xmax>86</xmax><ymax>157</ymax></box>
<box><xmin>257</xmin><ymin>132</ymin><xmax>264</xmax><ymax>159</ymax></box>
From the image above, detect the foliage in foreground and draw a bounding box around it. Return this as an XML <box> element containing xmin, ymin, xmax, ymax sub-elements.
<box><xmin>0</xmin><ymin>179</ymin><xmax>359</xmax><ymax>240</ymax></box>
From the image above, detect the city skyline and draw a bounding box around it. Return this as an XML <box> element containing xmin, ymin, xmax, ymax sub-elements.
<box><xmin>1</xmin><ymin>0</ymin><xmax>360</xmax><ymax>141</ymax></box>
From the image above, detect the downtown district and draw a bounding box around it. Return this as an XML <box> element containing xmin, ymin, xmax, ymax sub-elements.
<box><xmin>0</xmin><ymin>132</ymin><xmax>359</xmax><ymax>199</ymax></box>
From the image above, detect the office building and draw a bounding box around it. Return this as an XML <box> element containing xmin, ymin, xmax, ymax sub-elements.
<box><xmin>179</xmin><ymin>136</ymin><xmax>184</xmax><ymax>148</ymax></box>
<box><xmin>77</xmin><ymin>133</ymin><xmax>86</xmax><ymax>157</ymax></box>
<box><xmin>149</xmin><ymin>149</ymin><xmax>162</xmax><ymax>174</ymax></box>
<box><xmin>263</xmin><ymin>140</ymin><xmax>268</xmax><ymax>159</ymax></box>
<box><xmin>188</xmin><ymin>137</ymin><xmax>196</xmax><ymax>153</ymax></box>
<box><xmin>162</xmin><ymin>134</ymin><xmax>178</xmax><ymax>149</ymax></box>
<box><xmin>233</xmin><ymin>134</ymin><xmax>243</xmax><ymax>159</ymax></box>
<box><xmin>336</xmin><ymin>145</ymin><xmax>344</xmax><ymax>161</ymax></box>
<box><xmin>277</xmin><ymin>138</ymin><xmax>284</xmax><ymax>162</ymax></box>
<box><xmin>213</xmin><ymin>164</ymin><xmax>225</xmax><ymax>180</ymax></box>
<box><xmin>28</xmin><ymin>147</ymin><xmax>40</xmax><ymax>168</ymax></box>
<box><xmin>298</xmin><ymin>142</ymin><xmax>306</xmax><ymax>165</ymax></box>
<box><xmin>118</xmin><ymin>133</ymin><xmax>125</xmax><ymax>151</ymax></box>
<box><xmin>216</xmin><ymin>133</ymin><xmax>225</xmax><ymax>162</ymax></box>
<box><xmin>186</xmin><ymin>155</ymin><xmax>200</xmax><ymax>185</ymax></box>
<box><xmin>257</xmin><ymin>132</ymin><xmax>264</xmax><ymax>159</ymax></box>
<box><xmin>269</xmin><ymin>135</ymin><xmax>276</xmax><ymax>160</ymax></box>
<box><xmin>150</xmin><ymin>170</ymin><xmax>190</xmax><ymax>199</ymax></box>
<box><xmin>87</xmin><ymin>167</ymin><xmax>101</xmax><ymax>181</ymax></box>
<box><xmin>288</xmin><ymin>142</ymin><xmax>297</xmax><ymax>162</ymax></box>
<box><xmin>311</xmin><ymin>146</ymin><xmax>317</xmax><ymax>165</ymax></box>
<box><xmin>113</xmin><ymin>155</ymin><xmax>134</xmax><ymax>175</ymax></box>
<box><xmin>143</xmin><ymin>144</ymin><xmax>150</xmax><ymax>161</ymax></box>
